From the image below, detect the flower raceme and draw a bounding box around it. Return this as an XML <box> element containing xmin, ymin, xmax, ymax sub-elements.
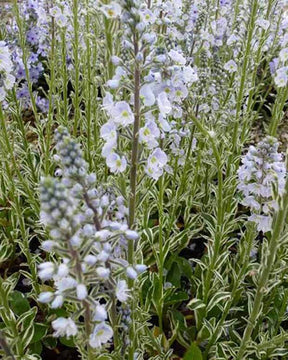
<box><xmin>99</xmin><ymin>0</ymin><xmax>199</xmax><ymax>181</ymax></box>
<box><xmin>38</xmin><ymin>127</ymin><xmax>146</xmax><ymax>351</ymax></box>
<box><xmin>237</xmin><ymin>136</ymin><xmax>286</xmax><ymax>232</ymax></box>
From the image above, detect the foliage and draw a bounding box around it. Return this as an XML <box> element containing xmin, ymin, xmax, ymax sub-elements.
<box><xmin>0</xmin><ymin>0</ymin><xmax>288</xmax><ymax>359</ymax></box>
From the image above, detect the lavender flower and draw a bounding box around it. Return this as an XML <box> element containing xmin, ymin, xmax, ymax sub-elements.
<box><xmin>238</xmin><ymin>136</ymin><xmax>286</xmax><ymax>232</ymax></box>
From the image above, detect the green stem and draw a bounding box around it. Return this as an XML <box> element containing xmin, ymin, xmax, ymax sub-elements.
<box><xmin>157</xmin><ymin>173</ymin><xmax>165</xmax><ymax>334</ymax></box>
<box><xmin>61</xmin><ymin>29</ymin><xmax>68</xmax><ymax>127</ymax></box>
<box><xmin>230</xmin><ymin>0</ymin><xmax>258</xmax><ymax>160</ymax></box>
<box><xmin>72</xmin><ymin>0</ymin><xmax>80</xmax><ymax>136</ymax></box>
<box><xmin>203</xmin><ymin>224</ymin><xmax>256</xmax><ymax>359</ymax></box>
<box><xmin>189</xmin><ymin>114</ymin><xmax>224</xmax><ymax>330</ymax></box>
<box><xmin>235</xmin><ymin>180</ymin><xmax>288</xmax><ymax>360</ymax></box>
<box><xmin>44</xmin><ymin>15</ymin><xmax>56</xmax><ymax>175</ymax></box>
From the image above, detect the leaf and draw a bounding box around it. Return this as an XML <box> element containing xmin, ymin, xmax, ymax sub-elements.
<box><xmin>207</xmin><ymin>292</ymin><xmax>231</xmax><ymax>312</ymax></box>
<box><xmin>164</xmin><ymin>291</ymin><xmax>189</xmax><ymax>305</ymax></box>
<box><xmin>31</xmin><ymin>323</ymin><xmax>48</xmax><ymax>344</ymax></box>
<box><xmin>17</xmin><ymin>307</ymin><xmax>37</xmax><ymax>329</ymax></box>
<box><xmin>30</xmin><ymin>341</ymin><xmax>43</xmax><ymax>355</ymax></box>
<box><xmin>42</xmin><ymin>336</ymin><xmax>57</xmax><ymax>350</ymax></box>
<box><xmin>60</xmin><ymin>336</ymin><xmax>75</xmax><ymax>347</ymax></box>
<box><xmin>166</xmin><ymin>262</ymin><xmax>181</xmax><ymax>288</ymax></box>
<box><xmin>187</xmin><ymin>298</ymin><xmax>206</xmax><ymax>311</ymax></box>
<box><xmin>9</xmin><ymin>291</ymin><xmax>30</xmax><ymax>316</ymax></box>
<box><xmin>183</xmin><ymin>343</ymin><xmax>203</xmax><ymax>360</ymax></box>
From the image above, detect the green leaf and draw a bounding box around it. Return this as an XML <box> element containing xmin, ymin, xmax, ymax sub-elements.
<box><xmin>17</xmin><ymin>307</ymin><xmax>37</xmax><ymax>329</ymax></box>
<box><xmin>164</xmin><ymin>291</ymin><xmax>189</xmax><ymax>305</ymax></box>
<box><xmin>31</xmin><ymin>323</ymin><xmax>48</xmax><ymax>344</ymax></box>
<box><xmin>42</xmin><ymin>336</ymin><xmax>57</xmax><ymax>350</ymax></box>
<box><xmin>187</xmin><ymin>298</ymin><xmax>206</xmax><ymax>311</ymax></box>
<box><xmin>166</xmin><ymin>262</ymin><xmax>181</xmax><ymax>287</ymax></box>
<box><xmin>9</xmin><ymin>291</ymin><xmax>30</xmax><ymax>315</ymax></box>
<box><xmin>30</xmin><ymin>341</ymin><xmax>43</xmax><ymax>355</ymax></box>
<box><xmin>183</xmin><ymin>343</ymin><xmax>203</xmax><ymax>360</ymax></box>
<box><xmin>60</xmin><ymin>336</ymin><xmax>75</xmax><ymax>347</ymax></box>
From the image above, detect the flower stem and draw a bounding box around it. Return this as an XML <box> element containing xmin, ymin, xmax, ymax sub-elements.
<box><xmin>235</xmin><ymin>179</ymin><xmax>288</xmax><ymax>360</ymax></box>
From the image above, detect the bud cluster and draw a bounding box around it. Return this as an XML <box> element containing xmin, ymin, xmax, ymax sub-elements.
<box><xmin>38</xmin><ymin>127</ymin><xmax>146</xmax><ymax>350</ymax></box>
<box><xmin>237</xmin><ymin>136</ymin><xmax>286</xmax><ymax>232</ymax></box>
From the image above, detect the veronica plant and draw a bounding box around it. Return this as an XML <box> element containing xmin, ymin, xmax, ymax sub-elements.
<box><xmin>38</xmin><ymin>127</ymin><xmax>146</xmax><ymax>359</ymax></box>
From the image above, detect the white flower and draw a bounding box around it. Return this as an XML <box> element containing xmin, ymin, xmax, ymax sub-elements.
<box><xmin>38</xmin><ymin>292</ymin><xmax>54</xmax><ymax>303</ymax></box>
<box><xmin>55</xmin><ymin>276</ymin><xmax>78</xmax><ymax>292</ymax></box>
<box><xmin>42</xmin><ymin>240</ymin><xmax>57</xmax><ymax>252</ymax></box>
<box><xmin>248</xmin><ymin>214</ymin><xmax>272</xmax><ymax>233</ymax></box>
<box><xmin>38</xmin><ymin>262</ymin><xmax>55</xmax><ymax>281</ymax></box>
<box><xmin>140</xmin><ymin>84</ymin><xmax>155</xmax><ymax>106</ymax></box>
<box><xmin>89</xmin><ymin>322</ymin><xmax>113</xmax><ymax>348</ymax></box>
<box><xmin>84</xmin><ymin>255</ymin><xmax>98</xmax><ymax>266</ymax></box>
<box><xmin>4</xmin><ymin>74</ymin><xmax>15</xmax><ymax>90</ymax></box>
<box><xmin>141</xmin><ymin>9</ymin><xmax>156</xmax><ymax>24</ymax></box>
<box><xmin>111</xmin><ymin>56</ymin><xmax>121</xmax><ymax>65</ymax></box>
<box><xmin>224</xmin><ymin>60</ymin><xmax>237</xmax><ymax>73</ymax></box>
<box><xmin>274</xmin><ymin>67</ymin><xmax>288</xmax><ymax>87</ymax></box>
<box><xmin>57</xmin><ymin>264</ymin><xmax>69</xmax><ymax>278</ymax></box>
<box><xmin>111</xmin><ymin>101</ymin><xmax>134</xmax><ymax>126</ymax></box>
<box><xmin>139</xmin><ymin>120</ymin><xmax>160</xmax><ymax>148</ymax></box>
<box><xmin>116</xmin><ymin>280</ymin><xmax>129</xmax><ymax>302</ymax></box>
<box><xmin>145</xmin><ymin>148</ymin><xmax>168</xmax><ymax>181</ymax></box>
<box><xmin>96</xmin><ymin>267</ymin><xmax>110</xmax><ymax>279</ymax></box>
<box><xmin>107</xmin><ymin>79</ymin><xmax>120</xmax><ymax>89</ymax></box>
<box><xmin>101</xmin><ymin>2</ymin><xmax>122</xmax><ymax>18</ymax></box>
<box><xmin>102</xmin><ymin>92</ymin><xmax>114</xmax><ymax>114</ymax></box>
<box><xmin>51</xmin><ymin>295</ymin><xmax>64</xmax><ymax>309</ymax></box>
<box><xmin>76</xmin><ymin>284</ymin><xmax>88</xmax><ymax>300</ymax></box>
<box><xmin>182</xmin><ymin>66</ymin><xmax>198</xmax><ymax>85</ymax></box>
<box><xmin>168</xmin><ymin>50</ymin><xmax>186</xmax><ymax>65</ymax></box>
<box><xmin>52</xmin><ymin>317</ymin><xmax>78</xmax><ymax>338</ymax></box>
<box><xmin>93</xmin><ymin>304</ymin><xmax>107</xmax><ymax>322</ymax></box>
<box><xmin>126</xmin><ymin>266</ymin><xmax>138</xmax><ymax>280</ymax></box>
<box><xmin>148</xmin><ymin>148</ymin><xmax>168</xmax><ymax>169</ymax></box>
<box><xmin>106</xmin><ymin>153</ymin><xmax>127</xmax><ymax>173</ymax></box>
<box><xmin>159</xmin><ymin>114</ymin><xmax>171</xmax><ymax>132</ymax></box>
<box><xmin>279</xmin><ymin>48</ymin><xmax>288</xmax><ymax>63</ymax></box>
<box><xmin>135</xmin><ymin>264</ymin><xmax>147</xmax><ymax>274</ymax></box>
<box><xmin>157</xmin><ymin>92</ymin><xmax>172</xmax><ymax>117</ymax></box>
<box><xmin>125</xmin><ymin>230</ymin><xmax>139</xmax><ymax>240</ymax></box>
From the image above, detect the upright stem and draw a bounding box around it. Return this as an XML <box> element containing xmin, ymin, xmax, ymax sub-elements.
<box><xmin>61</xmin><ymin>29</ymin><xmax>68</xmax><ymax>127</ymax></box>
<box><xmin>128</xmin><ymin>32</ymin><xmax>140</xmax><ymax>255</ymax></box>
<box><xmin>203</xmin><ymin>224</ymin><xmax>256</xmax><ymax>359</ymax></box>
<box><xmin>68</xmin><ymin>241</ymin><xmax>93</xmax><ymax>360</ymax></box>
<box><xmin>229</xmin><ymin>0</ymin><xmax>258</xmax><ymax>169</ymax></box>
<box><xmin>190</xmin><ymin>114</ymin><xmax>224</xmax><ymax>330</ymax></box>
<box><xmin>72</xmin><ymin>0</ymin><xmax>80</xmax><ymax>136</ymax></box>
<box><xmin>44</xmin><ymin>15</ymin><xmax>56</xmax><ymax>175</ymax></box>
<box><xmin>85</xmin><ymin>1</ymin><xmax>92</xmax><ymax>170</ymax></box>
<box><xmin>127</xmin><ymin>31</ymin><xmax>141</xmax><ymax>360</ymax></box>
<box><xmin>235</xmin><ymin>179</ymin><xmax>288</xmax><ymax>360</ymax></box>
<box><xmin>157</xmin><ymin>173</ymin><xmax>165</xmax><ymax>333</ymax></box>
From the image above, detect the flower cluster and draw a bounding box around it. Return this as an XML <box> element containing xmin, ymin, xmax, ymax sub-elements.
<box><xmin>238</xmin><ymin>136</ymin><xmax>286</xmax><ymax>232</ymax></box>
<box><xmin>0</xmin><ymin>41</ymin><xmax>15</xmax><ymax>102</ymax></box>
<box><xmin>270</xmin><ymin>3</ymin><xmax>288</xmax><ymax>87</ymax></box>
<box><xmin>99</xmin><ymin>0</ymin><xmax>198</xmax><ymax>181</ymax></box>
<box><xmin>4</xmin><ymin>0</ymin><xmax>50</xmax><ymax>110</ymax></box>
<box><xmin>38</xmin><ymin>127</ymin><xmax>146</xmax><ymax>350</ymax></box>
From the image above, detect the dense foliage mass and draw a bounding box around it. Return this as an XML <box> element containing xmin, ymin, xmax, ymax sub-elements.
<box><xmin>1</xmin><ymin>0</ymin><xmax>288</xmax><ymax>359</ymax></box>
